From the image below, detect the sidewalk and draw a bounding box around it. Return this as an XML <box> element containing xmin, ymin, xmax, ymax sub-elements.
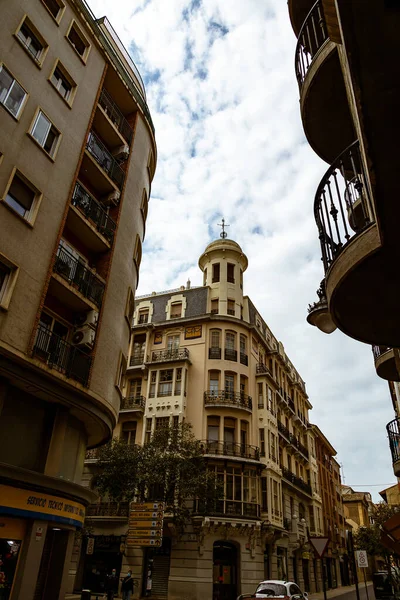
<box><xmin>308</xmin><ymin>581</ymin><xmax>374</xmax><ymax>600</ymax></box>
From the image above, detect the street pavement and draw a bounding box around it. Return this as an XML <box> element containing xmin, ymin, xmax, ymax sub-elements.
<box><xmin>309</xmin><ymin>582</ymin><xmax>375</xmax><ymax>600</ymax></box>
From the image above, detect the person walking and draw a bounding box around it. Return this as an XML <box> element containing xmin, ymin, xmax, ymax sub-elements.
<box><xmin>105</xmin><ymin>568</ymin><xmax>118</xmax><ymax>600</ymax></box>
<box><xmin>121</xmin><ymin>570</ymin><xmax>134</xmax><ymax>600</ymax></box>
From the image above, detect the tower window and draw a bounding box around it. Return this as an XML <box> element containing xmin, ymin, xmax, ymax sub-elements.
<box><xmin>227</xmin><ymin>263</ymin><xmax>235</xmax><ymax>283</ymax></box>
<box><xmin>211</xmin><ymin>298</ymin><xmax>219</xmax><ymax>314</ymax></box>
<box><xmin>212</xmin><ymin>263</ymin><xmax>220</xmax><ymax>283</ymax></box>
<box><xmin>227</xmin><ymin>299</ymin><xmax>235</xmax><ymax>316</ymax></box>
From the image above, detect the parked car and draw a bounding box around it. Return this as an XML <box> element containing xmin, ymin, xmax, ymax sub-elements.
<box><xmin>237</xmin><ymin>579</ymin><xmax>309</xmax><ymax>600</ymax></box>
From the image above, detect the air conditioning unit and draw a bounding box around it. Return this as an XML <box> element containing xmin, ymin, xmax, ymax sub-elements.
<box><xmin>104</xmin><ymin>190</ymin><xmax>121</xmax><ymax>206</ymax></box>
<box><xmin>113</xmin><ymin>144</ymin><xmax>129</xmax><ymax>161</ymax></box>
<box><xmin>72</xmin><ymin>326</ymin><xmax>96</xmax><ymax>348</ymax></box>
<box><xmin>75</xmin><ymin>310</ymin><xmax>99</xmax><ymax>328</ymax></box>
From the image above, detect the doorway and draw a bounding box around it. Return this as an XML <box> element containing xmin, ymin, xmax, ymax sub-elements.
<box><xmin>33</xmin><ymin>528</ymin><xmax>70</xmax><ymax>600</ymax></box>
<box><xmin>142</xmin><ymin>537</ymin><xmax>171</xmax><ymax>598</ymax></box>
<box><xmin>213</xmin><ymin>541</ymin><xmax>238</xmax><ymax>600</ymax></box>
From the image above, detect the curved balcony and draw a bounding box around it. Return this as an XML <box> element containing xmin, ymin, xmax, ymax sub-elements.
<box><xmin>295</xmin><ymin>1</ymin><xmax>355</xmax><ymax>164</ymax></box>
<box><xmin>387</xmin><ymin>419</ymin><xmax>400</xmax><ymax>477</ymax></box>
<box><xmin>149</xmin><ymin>348</ymin><xmax>190</xmax><ymax>364</ymax></box>
<box><xmin>120</xmin><ymin>394</ymin><xmax>146</xmax><ymax>412</ymax></box>
<box><xmin>194</xmin><ymin>499</ymin><xmax>260</xmax><ymax>520</ymax></box>
<box><xmin>204</xmin><ymin>390</ymin><xmax>253</xmax><ymax>413</ymax></box>
<box><xmin>288</xmin><ymin>0</ymin><xmax>316</xmax><ymax>36</ymax></box>
<box><xmin>373</xmin><ymin>346</ymin><xmax>400</xmax><ymax>382</ymax></box>
<box><xmin>199</xmin><ymin>440</ymin><xmax>260</xmax><ymax>462</ymax></box>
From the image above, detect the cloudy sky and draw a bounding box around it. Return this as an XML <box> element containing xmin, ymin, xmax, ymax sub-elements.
<box><xmin>91</xmin><ymin>0</ymin><xmax>395</xmax><ymax>501</ymax></box>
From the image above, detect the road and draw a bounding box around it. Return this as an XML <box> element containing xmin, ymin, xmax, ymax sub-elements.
<box><xmin>310</xmin><ymin>584</ymin><xmax>375</xmax><ymax>600</ymax></box>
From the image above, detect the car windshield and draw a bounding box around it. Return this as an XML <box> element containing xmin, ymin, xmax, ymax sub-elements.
<box><xmin>256</xmin><ymin>583</ymin><xmax>287</xmax><ymax>596</ymax></box>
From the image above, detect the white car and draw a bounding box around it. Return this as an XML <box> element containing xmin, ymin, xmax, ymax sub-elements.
<box><xmin>237</xmin><ymin>579</ymin><xmax>309</xmax><ymax>600</ymax></box>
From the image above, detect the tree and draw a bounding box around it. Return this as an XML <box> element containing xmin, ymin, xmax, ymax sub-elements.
<box><xmin>93</xmin><ymin>423</ymin><xmax>222</xmax><ymax>533</ymax></box>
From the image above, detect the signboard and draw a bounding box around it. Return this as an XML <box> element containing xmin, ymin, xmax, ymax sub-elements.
<box><xmin>128</xmin><ymin>529</ymin><xmax>162</xmax><ymax>537</ymax></box>
<box><xmin>86</xmin><ymin>538</ymin><xmax>95</xmax><ymax>555</ymax></box>
<box><xmin>130</xmin><ymin>502</ymin><xmax>165</xmax><ymax>511</ymax></box>
<box><xmin>308</xmin><ymin>537</ymin><xmax>329</xmax><ymax>558</ymax></box>
<box><xmin>185</xmin><ymin>325</ymin><xmax>202</xmax><ymax>339</ymax></box>
<box><xmin>126</xmin><ymin>538</ymin><xmax>162</xmax><ymax>547</ymax></box>
<box><xmin>129</xmin><ymin>520</ymin><xmax>163</xmax><ymax>528</ymax></box>
<box><xmin>355</xmin><ymin>550</ymin><xmax>368</xmax><ymax>568</ymax></box>
<box><xmin>128</xmin><ymin>511</ymin><xmax>164</xmax><ymax>519</ymax></box>
<box><xmin>126</xmin><ymin>502</ymin><xmax>165</xmax><ymax>548</ymax></box>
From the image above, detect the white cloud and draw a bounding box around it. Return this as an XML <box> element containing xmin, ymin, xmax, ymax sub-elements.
<box><xmin>90</xmin><ymin>0</ymin><xmax>395</xmax><ymax>500</ymax></box>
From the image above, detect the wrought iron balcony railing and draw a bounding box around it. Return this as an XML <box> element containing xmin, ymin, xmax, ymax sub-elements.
<box><xmin>288</xmin><ymin>397</ymin><xmax>295</xmax><ymax>413</ymax></box>
<box><xmin>278</xmin><ymin>420</ymin><xmax>291</xmax><ymax>440</ymax></box>
<box><xmin>199</xmin><ymin>439</ymin><xmax>260</xmax><ymax>461</ymax></box>
<box><xmin>86</xmin><ymin>501</ymin><xmax>129</xmax><ymax>518</ymax></box>
<box><xmin>33</xmin><ymin>325</ymin><xmax>92</xmax><ymax>386</ymax></box>
<box><xmin>372</xmin><ymin>345</ymin><xmax>392</xmax><ymax>361</ymax></box>
<box><xmin>85</xmin><ymin>448</ymin><xmax>99</xmax><ymax>460</ymax></box>
<box><xmin>150</xmin><ymin>348</ymin><xmax>190</xmax><ymax>363</ymax></box>
<box><xmin>72</xmin><ymin>181</ymin><xmax>116</xmax><ymax>244</ymax></box>
<box><xmin>256</xmin><ymin>363</ymin><xmax>273</xmax><ymax>376</ymax></box>
<box><xmin>209</xmin><ymin>347</ymin><xmax>221</xmax><ymax>359</ymax></box>
<box><xmin>224</xmin><ymin>348</ymin><xmax>237</xmax><ymax>362</ymax></box>
<box><xmin>291</xmin><ymin>436</ymin><xmax>309</xmax><ymax>459</ymax></box>
<box><xmin>129</xmin><ymin>352</ymin><xmax>145</xmax><ymax>366</ymax></box>
<box><xmin>99</xmin><ymin>88</ymin><xmax>133</xmax><ymax>144</ymax></box>
<box><xmin>204</xmin><ymin>390</ymin><xmax>253</xmax><ymax>411</ymax></box>
<box><xmin>86</xmin><ymin>131</ymin><xmax>125</xmax><ymax>188</ymax></box>
<box><xmin>387</xmin><ymin>418</ymin><xmax>400</xmax><ymax>465</ymax></box>
<box><xmin>120</xmin><ymin>395</ymin><xmax>146</xmax><ymax>411</ymax></box>
<box><xmin>54</xmin><ymin>245</ymin><xmax>105</xmax><ymax>307</ymax></box>
<box><xmin>315</xmin><ymin>141</ymin><xmax>375</xmax><ymax>274</ymax></box>
<box><xmin>240</xmin><ymin>352</ymin><xmax>248</xmax><ymax>366</ymax></box>
<box><xmin>295</xmin><ymin>0</ymin><xmax>328</xmax><ymax>90</ymax></box>
<box><xmin>281</xmin><ymin>466</ymin><xmax>312</xmax><ymax>495</ymax></box>
<box><xmin>194</xmin><ymin>499</ymin><xmax>260</xmax><ymax>519</ymax></box>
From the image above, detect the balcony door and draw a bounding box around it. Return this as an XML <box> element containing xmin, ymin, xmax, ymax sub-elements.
<box><xmin>128</xmin><ymin>378</ymin><xmax>142</xmax><ymax>399</ymax></box>
<box><xmin>224</xmin><ymin>418</ymin><xmax>235</xmax><ymax>454</ymax></box>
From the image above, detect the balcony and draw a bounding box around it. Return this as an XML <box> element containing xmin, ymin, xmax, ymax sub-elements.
<box><xmin>86</xmin><ymin>501</ymin><xmax>129</xmax><ymax>520</ymax></box>
<box><xmin>85</xmin><ymin>131</ymin><xmax>125</xmax><ymax>190</ymax></box>
<box><xmin>278</xmin><ymin>421</ymin><xmax>291</xmax><ymax>442</ymax></box>
<box><xmin>204</xmin><ymin>390</ymin><xmax>253</xmax><ymax>413</ymax></box>
<box><xmin>372</xmin><ymin>346</ymin><xmax>400</xmax><ymax>382</ymax></box>
<box><xmin>149</xmin><ymin>348</ymin><xmax>190</xmax><ymax>363</ymax></box>
<box><xmin>194</xmin><ymin>499</ymin><xmax>260</xmax><ymax>520</ymax></box>
<box><xmin>199</xmin><ymin>440</ymin><xmax>260</xmax><ymax>461</ymax></box>
<box><xmin>53</xmin><ymin>245</ymin><xmax>105</xmax><ymax>309</ymax></box>
<box><xmin>129</xmin><ymin>352</ymin><xmax>145</xmax><ymax>367</ymax></box>
<box><xmin>291</xmin><ymin>436</ymin><xmax>309</xmax><ymax>459</ymax></box>
<box><xmin>120</xmin><ymin>395</ymin><xmax>146</xmax><ymax>412</ymax></box>
<box><xmin>240</xmin><ymin>352</ymin><xmax>248</xmax><ymax>366</ymax></box>
<box><xmin>295</xmin><ymin>1</ymin><xmax>328</xmax><ymax>91</ymax></box>
<box><xmin>224</xmin><ymin>349</ymin><xmax>237</xmax><ymax>362</ymax></box>
<box><xmin>281</xmin><ymin>466</ymin><xmax>312</xmax><ymax>496</ymax></box>
<box><xmin>97</xmin><ymin>88</ymin><xmax>133</xmax><ymax>145</ymax></box>
<box><xmin>256</xmin><ymin>363</ymin><xmax>273</xmax><ymax>377</ymax></box>
<box><xmin>67</xmin><ymin>182</ymin><xmax>116</xmax><ymax>254</ymax></box>
<box><xmin>33</xmin><ymin>326</ymin><xmax>92</xmax><ymax>387</ymax></box>
<box><xmin>85</xmin><ymin>448</ymin><xmax>99</xmax><ymax>461</ymax></box>
<box><xmin>387</xmin><ymin>419</ymin><xmax>400</xmax><ymax>477</ymax></box>
<box><xmin>209</xmin><ymin>347</ymin><xmax>221</xmax><ymax>359</ymax></box>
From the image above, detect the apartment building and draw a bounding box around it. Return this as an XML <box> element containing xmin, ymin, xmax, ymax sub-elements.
<box><xmin>79</xmin><ymin>234</ymin><xmax>344</xmax><ymax>600</ymax></box>
<box><xmin>0</xmin><ymin>1</ymin><xmax>156</xmax><ymax>598</ymax></box>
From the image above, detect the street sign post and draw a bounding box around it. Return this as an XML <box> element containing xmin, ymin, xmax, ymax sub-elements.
<box><xmin>355</xmin><ymin>550</ymin><xmax>370</xmax><ymax>600</ymax></box>
<box><xmin>126</xmin><ymin>502</ymin><xmax>165</xmax><ymax>548</ymax></box>
<box><xmin>308</xmin><ymin>537</ymin><xmax>330</xmax><ymax>600</ymax></box>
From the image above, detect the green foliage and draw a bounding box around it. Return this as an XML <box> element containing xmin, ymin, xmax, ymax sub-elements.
<box><xmin>93</xmin><ymin>423</ymin><xmax>222</xmax><ymax>532</ymax></box>
<box><xmin>354</xmin><ymin>502</ymin><xmax>400</xmax><ymax>559</ymax></box>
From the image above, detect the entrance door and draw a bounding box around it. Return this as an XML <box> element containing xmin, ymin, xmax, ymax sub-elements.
<box><xmin>213</xmin><ymin>541</ymin><xmax>238</xmax><ymax>600</ymax></box>
<box><xmin>33</xmin><ymin>528</ymin><xmax>70</xmax><ymax>600</ymax></box>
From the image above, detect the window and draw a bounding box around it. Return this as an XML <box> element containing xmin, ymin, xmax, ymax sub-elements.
<box><xmin>209</xmin><ymin>329</ymin><xmax>221</xmax><ymax>359</ymax></box>
<box><xmin>227</xmin><ymin>263</ymin><xmax>235</xmax><ymax>283</ymax></box>
<box><xmin>270</xmin><ymin>433</ymin><xmax>277</xmax><ymax>462</ymax></box>
<box><xmin>225</xmin><ymin>374</ymin><xmax>235</xmax><ymax>399</ymax></box>
<box><xmin>16</xmin><ymin>18</ymin><xmax>47</xmax><ymax>66</ymax></box>
<box><xmin>170</xmin><ymin>302</ymin><xmax>182</xmax><ymax>319</ymax></box>
<box><xmin>167</xmin><ymin>334</ymin><xmax>180</xmax><ymax>351</ymax></box>
<box><xmin>225</xmin><ymin>331</ymin><xmax>237</xmax><ymax>361</ymax></box>
<box><xmin>261</xmin><ymin>477</ymin><xmax>268</xmax><ymax>511</ymax></box>
<box><xmin>145</xmin><ymin>417</ymin><xmax>152</xmax><ymax>443</ymax></box>
<box><xmin>203</xmin><ymin>268</ymin><xmax>207</xmax><ymax>286</ymax></box>
<box><xmin>149</xmin><ymin>371</ymin><xmax>156</xmax><ymax>398</ymax></box>
<box><xmin>30</xmin><ymin>110</ymin><xmax>60</xmax><ymax>158</ymax></box>
<box><xmin>156</xmin><ymin>416</ymin><xmax>170</xmax><ymax>430</ymax></box>
<box><xmin>258</xmin><ymin>383</ymin><xmax>264</xmax><ymax>408</ymax></box>
<box><xmin>0</xmin><ymin>66</ymin><xmax>27</xmax><ymax>118</ymax></box>
<box><xmin>158</xmin><ymin>369</ymin><xmax>173</xmax><ymax>397</ymax></box>
<box><xmin>259</xmin><ymin>428</ymin><xmax>265</xmax><ymax>457</ymax></box>
<box><xmin>175</xmin><ymin>368</ymin><xmax>182</xmax><ymax>395</ymax></box>
<box><xmin>133</xmin><ymin>236</ymin><xmax>142</xmax><ymax>272</ymax></box>
<box><xmin>212</xmin><ymin>263</ymin><xmax>220</xmax><ymax>283</ymax></box>
<box><xmin>0</xmin><ymin>256</ymin><xmax>18</xmax><ymax>311</ymax></box>
<box><xmin>116</xmin><ymin>353</ymin><xmax>127</xmax><ymax>390</ymax></box>
<box><xmin>3</xmin><ymin>171</ymin><xmax>41</xmax><ymax>223</ymax></box>
<box><xmin>125</xmin><ymin>288</ymin><xmax>135</xmax><ymax>325</ymax></box>
<box><xmin>209</xmin><ymin>371</ymin><xmax>219</xmax><ymax>394</ymax></box>
<box><xmin>207</xmin><ymin>417</ymin><xmax>219</xmax><ymax>442</ymax></box>
<box><xmin>50</xmin><ymin>61</ymin><xmax>76</xmax><ymax>103</ymax></box>
<box><xmin>128</xmin><ymin>379</ymin><xmax>142</xmax><ymax>398</ymax></box>
<box><xmin>66</xmin><ymin>21</ymin><xmax>90</xmax><ymax>62</ymax></box>
<box><xmin>138</xmin><ymin>308</ymin><xmax>149</xmax><ymax>324</ymax></box>
<box><xmin>121</xmin><ymin>421</ymin><xmax>136</xmax><ymax>445</ymax></box>
<box><xmin>227</xmin><ymin>299</ymin><xmax>235</xmax><ymax>316</ymax></box>
<box><xmin>141</xmin><ymin>189</ymin><xmax>148</xmax><ymax>224</ymax></box>
<box><xmin>211</xmin><ymin>298</ymin><xmax>218</xmax><ymax>314</ymax></box>
<box><xmin>42</xmin><ymin>0</ymin><xmax>65</xmax><ymax>22</ymax></box>
<box><xmin>267</xmin><ymin>387</ymin><xmax>274</xmax><ymax>414</ymax></box>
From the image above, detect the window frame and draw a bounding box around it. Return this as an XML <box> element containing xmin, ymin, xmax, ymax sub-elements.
<box><xmin>48</xmin><ymin>60</ymin><xmax>77</xmax><ymax>107</ymax></box>
<box><xmin>15</xmin><ymin>16</ymin><xmax>49</xmax><ymax>68</ymax></box>
<box><xmin>1</xmin><ymin>167</ymin><xmax>43</xmax><ymax>226</ymax></box>
<box><xmin>41</xmin><ymin>0</ymin><xmax>66</xmax><ymax>25</ymax></box>
<box><xmin>28</xmin><ymin>108</ymin><xmax>62</xmax><ymax>160</ymax></box>
<box><xmin>65</xmin><ymin>20</ymin><xmax>91</xmax><ymax>64</ymax></box>
<box><xmin>0</xmin><ymin>252</ymin><xmax>19</xmax><ymax>311</ymax></box>
<box><xmin>0</xmin><ymin>64</ymin><xmax>28</xmax><ymax>120</ymax></box>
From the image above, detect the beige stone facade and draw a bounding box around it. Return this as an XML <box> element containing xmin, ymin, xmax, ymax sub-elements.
<box><xmin>80</xmin><ymin>237</ymin><xmax>346</xmax><ymax>600</ymax></box>
<box><xmin>0</xmin><ymin>0</ymin><xmax>156</xmax><ymax>598</ymax></box>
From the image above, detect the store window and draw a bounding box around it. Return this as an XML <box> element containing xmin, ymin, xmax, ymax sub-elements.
<box><xmin>0</xmin><ymin>535</ymin><xmax>22</xmax><ymax>599</ymax></box>
<box><xmin>212</xmin><ymin>263</ymin><xmax>220</xmax><ymax>283</ymax></box>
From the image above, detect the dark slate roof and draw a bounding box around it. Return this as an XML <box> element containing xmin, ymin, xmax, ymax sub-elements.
<box><xmin>135</xmin><ymin>286</ymin><xmax>208</xmax><ymax>323</ymax></box>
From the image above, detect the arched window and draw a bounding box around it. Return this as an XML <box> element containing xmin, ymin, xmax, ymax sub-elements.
<box><xmin>225</xmin><ymin>331</ymin><xmax>237</xmax><ymax>361</ymax></box>
<box><xmin>209</xmin><ymin>370</ymin><xmax>220</xmax><ymax>394</ymax></box>
<box><xmin>209</xmin><ymin>329</ymin><xmax>221</xmax><ymax>358</ymax></box>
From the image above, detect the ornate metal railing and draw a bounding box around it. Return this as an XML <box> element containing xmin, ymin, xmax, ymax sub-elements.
<box><xmin>199</xmin><ymin>440</ymin><xmax>260</xmax><ymax>461</ymax></box>
<box><xmin>72</xmin><ymin>182</ymin><xmax>116</xmax><ymax>243</ymax></box>
<box><xmin>129</xmin><ymin>352</ymin><xmax>145</xmax><ymax>366</ymax></box>
<box><xmin>387</xmin><ymin>418</ymin><xmax>400</xmax><ymax>465</ymax></box>
<box><xmin>291</xmin><ymin>436</ymin><xmax>310</xmax><ymax>459</ymax></box>
<box><xmin>315</xmin><ymin>141</ymin><xmax>374</xmax><ymax>273</ymax></box>
<box><xmin>33</xmin><ymin>326</ymin><xmax>91</xmax><ymax>386</ymax></box>
<box><xmin>256</xmin><ymin>363</ymin><xmax>273</xmax><ymax>376</ymax></box>
<box><xmin>86</xmin><ymin>131</ymin><xmax>125</xmax><ymax>188</ymax></box>
<box><xmin>224</xmin><ymin>348</ymin><xmax>237</xmax><ymax>362</ymax></box>
<box><xmin>281</xmin><ymin>466</ymin><xmax>312</xmax><ymax>495</ymax></box>
<box><xmin>372</xmin><ymin>345</ymin><xmax>392</xmax><ymax>361</ymax></box>
<box><xmin>99</xmin><ymin>88</ymin><xmax>133</xmax><ymax>144</ymax></box>
<box><xmin>209</xmin><ymin>347</ymin><xmax>221</xmax><ymax>359</ymax></box>
<box><xmin>150</xmin><ymin>348</ymin><xmax>190</xmax><ymax>362</ymax></box>
<box><xmin>54</xmin><ymin>245</ymin><xmax>105</xmax><ymax>307</ymax></box>
<box><xmin>295</xmin><ymin>0</ymin><xmax>328</xmax><ymax>89</ymax></box>
<box><xmin>288</xmin><ymin>398</ymin><xmax>295</xmax><ymax>413</ymax></box>
<box><xmin>278</xmin><ymin>420</ymin><xmax>291</xmax><ymax>440</ymax></box>
<box><xmin>194</xmin><ymin>499</ymin><xmax>260</xmax><ymax>519</ymax></box>
<box><xmin>86</xmin><ymin>502</ymin><xmax>129</xmax><ymax>518</ymax></box>
<box><xmin>121</xmin><ymin>395</ymin><xmax>146</xmax><ymax>411</ymax></box>
<box><xmin>204</xmin><ymin>391</ymin><xmax>253</xmax><ymax>411</ymax></box>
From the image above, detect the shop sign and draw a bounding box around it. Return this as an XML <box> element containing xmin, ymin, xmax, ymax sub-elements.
<box><xmin>86</xmin><ymin>537</ymin><xmax>95</xmax><ymax>555</ymax></box>
<box><xmin>35</xmin><ymin>527</ymin><xmax>43</xmax><ymax>541</ymax></box>
<box><xmin>126</xmin><ymin>538</ymin><xmax>162</xmax><ymax>547</ymax></box>
<box><xmin>184</xmin><ymin>325</ymin><xmax>202</xmax><ymax>339</ymax></box>
<box><xmin>0</xmin><ymin>484</ymin><xmax>85</xmax><ymax>527</ymax></box>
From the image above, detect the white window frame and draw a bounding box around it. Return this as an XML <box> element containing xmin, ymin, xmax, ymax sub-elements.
<box><xmin>0</xmin><ymin>253</ymin><xmax>19</xmax><ymax>311</ymax></box>
<box><xmin>29</xmin><ymin>108</ymin><xmax>61</xmax><ymax>159</ymax></box>
<box><xmin>1</xmin><ymin>167</ymin><xmax>42</xmax><ymax>225</ymax></box>
<box><xmin>49</xmin><ymin>60</ymin><xmax>76</xmax><ymax>106</ymax></box>
<box><xmin>15</xmin><ymin>17</ymin><xmax>48</xmax><ymax>67</ymax></box>
<box><xmin>0</xmin><ymin>65</ymin><xmax>28</xmax><ymax>119</ymax></box>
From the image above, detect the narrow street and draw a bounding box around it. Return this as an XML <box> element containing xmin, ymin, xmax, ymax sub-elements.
<box><xmin>310</xmin><ymin>583</ymin><xmax>375</xmax><ymax>600</ymax></box>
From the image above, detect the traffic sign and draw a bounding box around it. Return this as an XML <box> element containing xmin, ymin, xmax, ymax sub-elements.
<box><xmin>355</xmin><ymin>550</ymin><xmax>368</xmax><ymax>568</ymax></box>
<box><xmin>308</xmin><ymin>537</ymin><xmax>329</xmax><ymax>558</ymax></box>
<box><xmin>130</xmin><ymin>502</ymin><xmax>165</xmax><ymax>511</ymax></box>
<box><xmin>128</xmin><ymin>529</ymin><xmax>162</xmax><ymax>538</ymax></box>
<box><xmin>129</xmin><ymin>511</ymin><xmax>164</xmax><ymax>519</ymax></box>
<box><xmin>129</xmin><ymin>520</ymin><xmax>163</xmax><ymax>528</ymax></box>
<box><xmin>126</xmin><ymin>538</ymin><xmax>162</xmax><ymax>547</ymax></box>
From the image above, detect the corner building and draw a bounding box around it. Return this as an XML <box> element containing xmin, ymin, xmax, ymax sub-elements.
<box><xmin>82</xmin><ymin>237</ymin><xmax>340</xmax><ymax>600</ymax></box>
<box><xmin>0</xmin><ymin>0</ymin><xmax>156</xmax><ymax>598</ymax></box>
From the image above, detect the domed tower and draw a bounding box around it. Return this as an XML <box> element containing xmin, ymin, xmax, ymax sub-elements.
<box><xmin>198</xmin><ymin>222</ymin><xmax>248</xmax><ymax>318</ymax></box>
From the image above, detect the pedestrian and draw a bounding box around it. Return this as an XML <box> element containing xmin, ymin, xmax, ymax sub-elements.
<box><xmin>105</xmin><ymin>568</ymin><xmax>118</xmax><ymax>600</ymax></box>
<box><xmin>121</xmin><ymin>570</ymin><xmax>134</xmax><ymax>600</ymax></box>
